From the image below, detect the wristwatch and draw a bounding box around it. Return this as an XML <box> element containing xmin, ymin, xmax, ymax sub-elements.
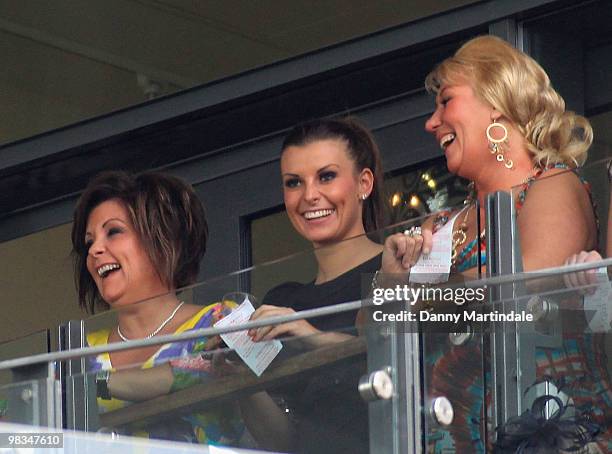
<box><xmin>96</xmin><ymin>370</ymin><xmax>112</xmax><ymax>400</ymax></box>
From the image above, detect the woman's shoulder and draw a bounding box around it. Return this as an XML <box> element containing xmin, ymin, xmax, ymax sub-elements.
<box><xmin>518</xmin><ymin>165</ymin><xmax>593</xmax><ymax>215</ymax></box>
<box><xmin>517</xmin><ymin>164</ymin><xmax>598</xmax><ymax>265</ymax></box>
<box><xmin>525</xmin><ymin>164</ymin><xmax>582</xmax><ymax>188</ymax></box>
<box><xmin>517</xmin><ymin>164</ymin><xmax>589</xmax><ymax>211</ymax></box>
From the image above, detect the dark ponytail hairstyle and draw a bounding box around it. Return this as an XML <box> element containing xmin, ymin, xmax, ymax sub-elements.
<box><xmin>281</xmin><ymin>117</ymin><xmax>385</xmax><ymax>233</ymax></box>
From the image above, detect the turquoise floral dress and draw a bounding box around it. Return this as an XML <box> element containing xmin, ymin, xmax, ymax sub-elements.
<box><xmin>425</xmin><ymin>165</ymin><xmax>610</xmax><ymax>452</ymax></box>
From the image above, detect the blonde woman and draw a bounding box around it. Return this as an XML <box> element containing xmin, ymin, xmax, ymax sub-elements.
<box><xmin>382</xmin><ymin>36</ymin><xmax>606</xmax><ymax>452</ymax></box>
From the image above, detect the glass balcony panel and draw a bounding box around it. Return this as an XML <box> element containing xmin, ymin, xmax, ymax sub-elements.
<box><xmin>10</xmin><ymin>191</ymin><xmax>590</xmax><ymax>451</ymax></box>
<box><xmin>66</xmin><ymin>320</ymin><xmax>390</xmax><ymax>452</ymax></box>
<box><xmin>0</xmin><ymin>375</ymin><xmax>60</xmax><ymax>428</ymax></box>
<box><xmin>418</xmin><ymin>201</ymin><xmax>486</xmax><ymax>452</ymax></box>
<box><xmin>63</xmin><ymin>206</ymin><xmax>476</xmax><ymax>452</ymax></box>
<box><xmin>481</xmin><ymin>262</ymin><xmax>611</xmax><ymax>452</ymax></box>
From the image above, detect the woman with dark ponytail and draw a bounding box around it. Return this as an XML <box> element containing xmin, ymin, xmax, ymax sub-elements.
<box><xmin>250</xmin><ymin>116</ymin><xmax>385</xmax><ymax>343</ymax></box>
<box><xmin>249</xmin><ymin>117</ymin><xmax>385</xmax><ymax>454</ymax></box>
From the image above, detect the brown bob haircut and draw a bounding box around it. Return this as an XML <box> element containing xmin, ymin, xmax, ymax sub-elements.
<box><xmin>71</xmin><ymin>171</ymin><xmax>208</xmax><ymax>313</ymax></box>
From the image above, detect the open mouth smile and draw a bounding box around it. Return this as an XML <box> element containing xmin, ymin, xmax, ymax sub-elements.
<box><xmin>97</xmin><ymin>263</ymin><xmax>121</xmax><ymax>278</ymax></box>
<box><xmin>303</xmin><ymin>209</ymin><xmax>335</xmax><ymax>220</ymax></box>
<box><xmin>439</xmin><ymin>133</ymin><xmax>456</xmax><ymax>150</ymax></box>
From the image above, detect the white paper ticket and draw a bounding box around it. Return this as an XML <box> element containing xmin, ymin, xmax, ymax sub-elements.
<box><xmin>409</xmin><ymin>211</ymin><xmax>461</xmax><ymax>284</ymax></box>
<box><xmin>214</xmin><ymin>297</ymin><xmax>283</xmax><ymax>376</ymax></box>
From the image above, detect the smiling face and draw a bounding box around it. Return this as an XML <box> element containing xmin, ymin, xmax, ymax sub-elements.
<box><xmin>85</xmin><ymin>199</ymin><xmax>169</xmax><ymax>306</ymax></box>
<box><xmin>425</xmin><ymin>82</ymin><xmax>494</xmax><ymax>179</ymax></box>
<box><xmin>281</xmin><ymin>139</ymin><xmax>373</xmax><ymax>247</ymax></box>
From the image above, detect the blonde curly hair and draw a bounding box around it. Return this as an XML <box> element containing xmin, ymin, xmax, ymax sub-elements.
<box><xmin>425</xmin><ymin>35</ymin><xmax>592</xmax><ymax>168</ymax></box>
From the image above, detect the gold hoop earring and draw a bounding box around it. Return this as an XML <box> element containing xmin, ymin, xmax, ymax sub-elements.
<box><xmin>486</xmin><ymin>121</ymin><xmax>513</xmax><ymax>169</ymax></box>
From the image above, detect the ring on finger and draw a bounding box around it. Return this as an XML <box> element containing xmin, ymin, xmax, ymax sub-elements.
<box><xmin>403</xmin><ymin>226</ymin><xmax>422</xmax><ymax>237</ymax></box>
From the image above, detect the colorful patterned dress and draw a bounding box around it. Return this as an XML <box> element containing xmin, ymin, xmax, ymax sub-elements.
<box><xmin>87</xmin><ymin>302</ymin><xmax>244</xmax><ymax>445</ymax></box>
<box><xmin>425</xmin><ymin>165</ymin><xmax>610</xmax><ymax>452</ymax></box>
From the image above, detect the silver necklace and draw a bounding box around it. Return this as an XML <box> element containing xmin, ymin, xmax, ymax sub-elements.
<box><xmin>117</xmin><ymin>301</ymin><xmax>185</xmax><ymax>342</ymax></box>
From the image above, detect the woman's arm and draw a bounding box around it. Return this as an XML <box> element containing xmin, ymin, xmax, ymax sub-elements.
<box><xmin>249</xmin><ymin>304</ymin><xmax>354</xmax><ymax>347</ymax></box>
<box><xmin>105</xmin><ymin>357</ymin><xmax>296</xmax><ymax>450</ymax></box>
<box><xmin>106</xmin><ymin>363</ymin><xmax>173</xmax><ymax>401</ymax></box>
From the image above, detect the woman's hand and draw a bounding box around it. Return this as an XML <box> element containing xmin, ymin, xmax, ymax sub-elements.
<box><xmin>248</xmin><ymin>305</ymin><xmax>320</xmax><ymax>342</ymax></box>
<box><xmin>249</xmin><ymin>305</ymin><xmax>354</xmax><ymax>348</ymax></box>
<box><xmin>381</xmin><ymin>228</ymin><xmax>433</xmax><ymax>275</ymax></box>
<box><xmin>563</xmin><ymin>250</ymin><xmax>604</xmax><ymax>294</ymax></box>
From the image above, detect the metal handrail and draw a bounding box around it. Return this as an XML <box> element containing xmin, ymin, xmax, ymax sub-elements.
<box><xmin>0</xmin><ymin>257</ymin><xmax>609</xmax><ymax>371</ymax></box>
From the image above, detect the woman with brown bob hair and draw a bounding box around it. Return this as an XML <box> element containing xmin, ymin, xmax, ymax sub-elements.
<box><xmin>71</xmin><ymin>171</ymin><xmax>292</xmax><ymax>449</ymax></box>
<box><xmin>72</xmin><ymin>170</ymin><xmax>207</xmax><ymax>313</ymax></box>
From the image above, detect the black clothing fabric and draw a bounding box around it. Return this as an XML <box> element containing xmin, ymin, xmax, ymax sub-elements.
<box><xmin>263</xmin><ymin>253</ymin><xmax>381</xmax><ymax>454</ymax></box>
<box><xmin>263</xmin><ymin>253</ymin><xmax>381</xmax><ymax>332</ymax></box>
